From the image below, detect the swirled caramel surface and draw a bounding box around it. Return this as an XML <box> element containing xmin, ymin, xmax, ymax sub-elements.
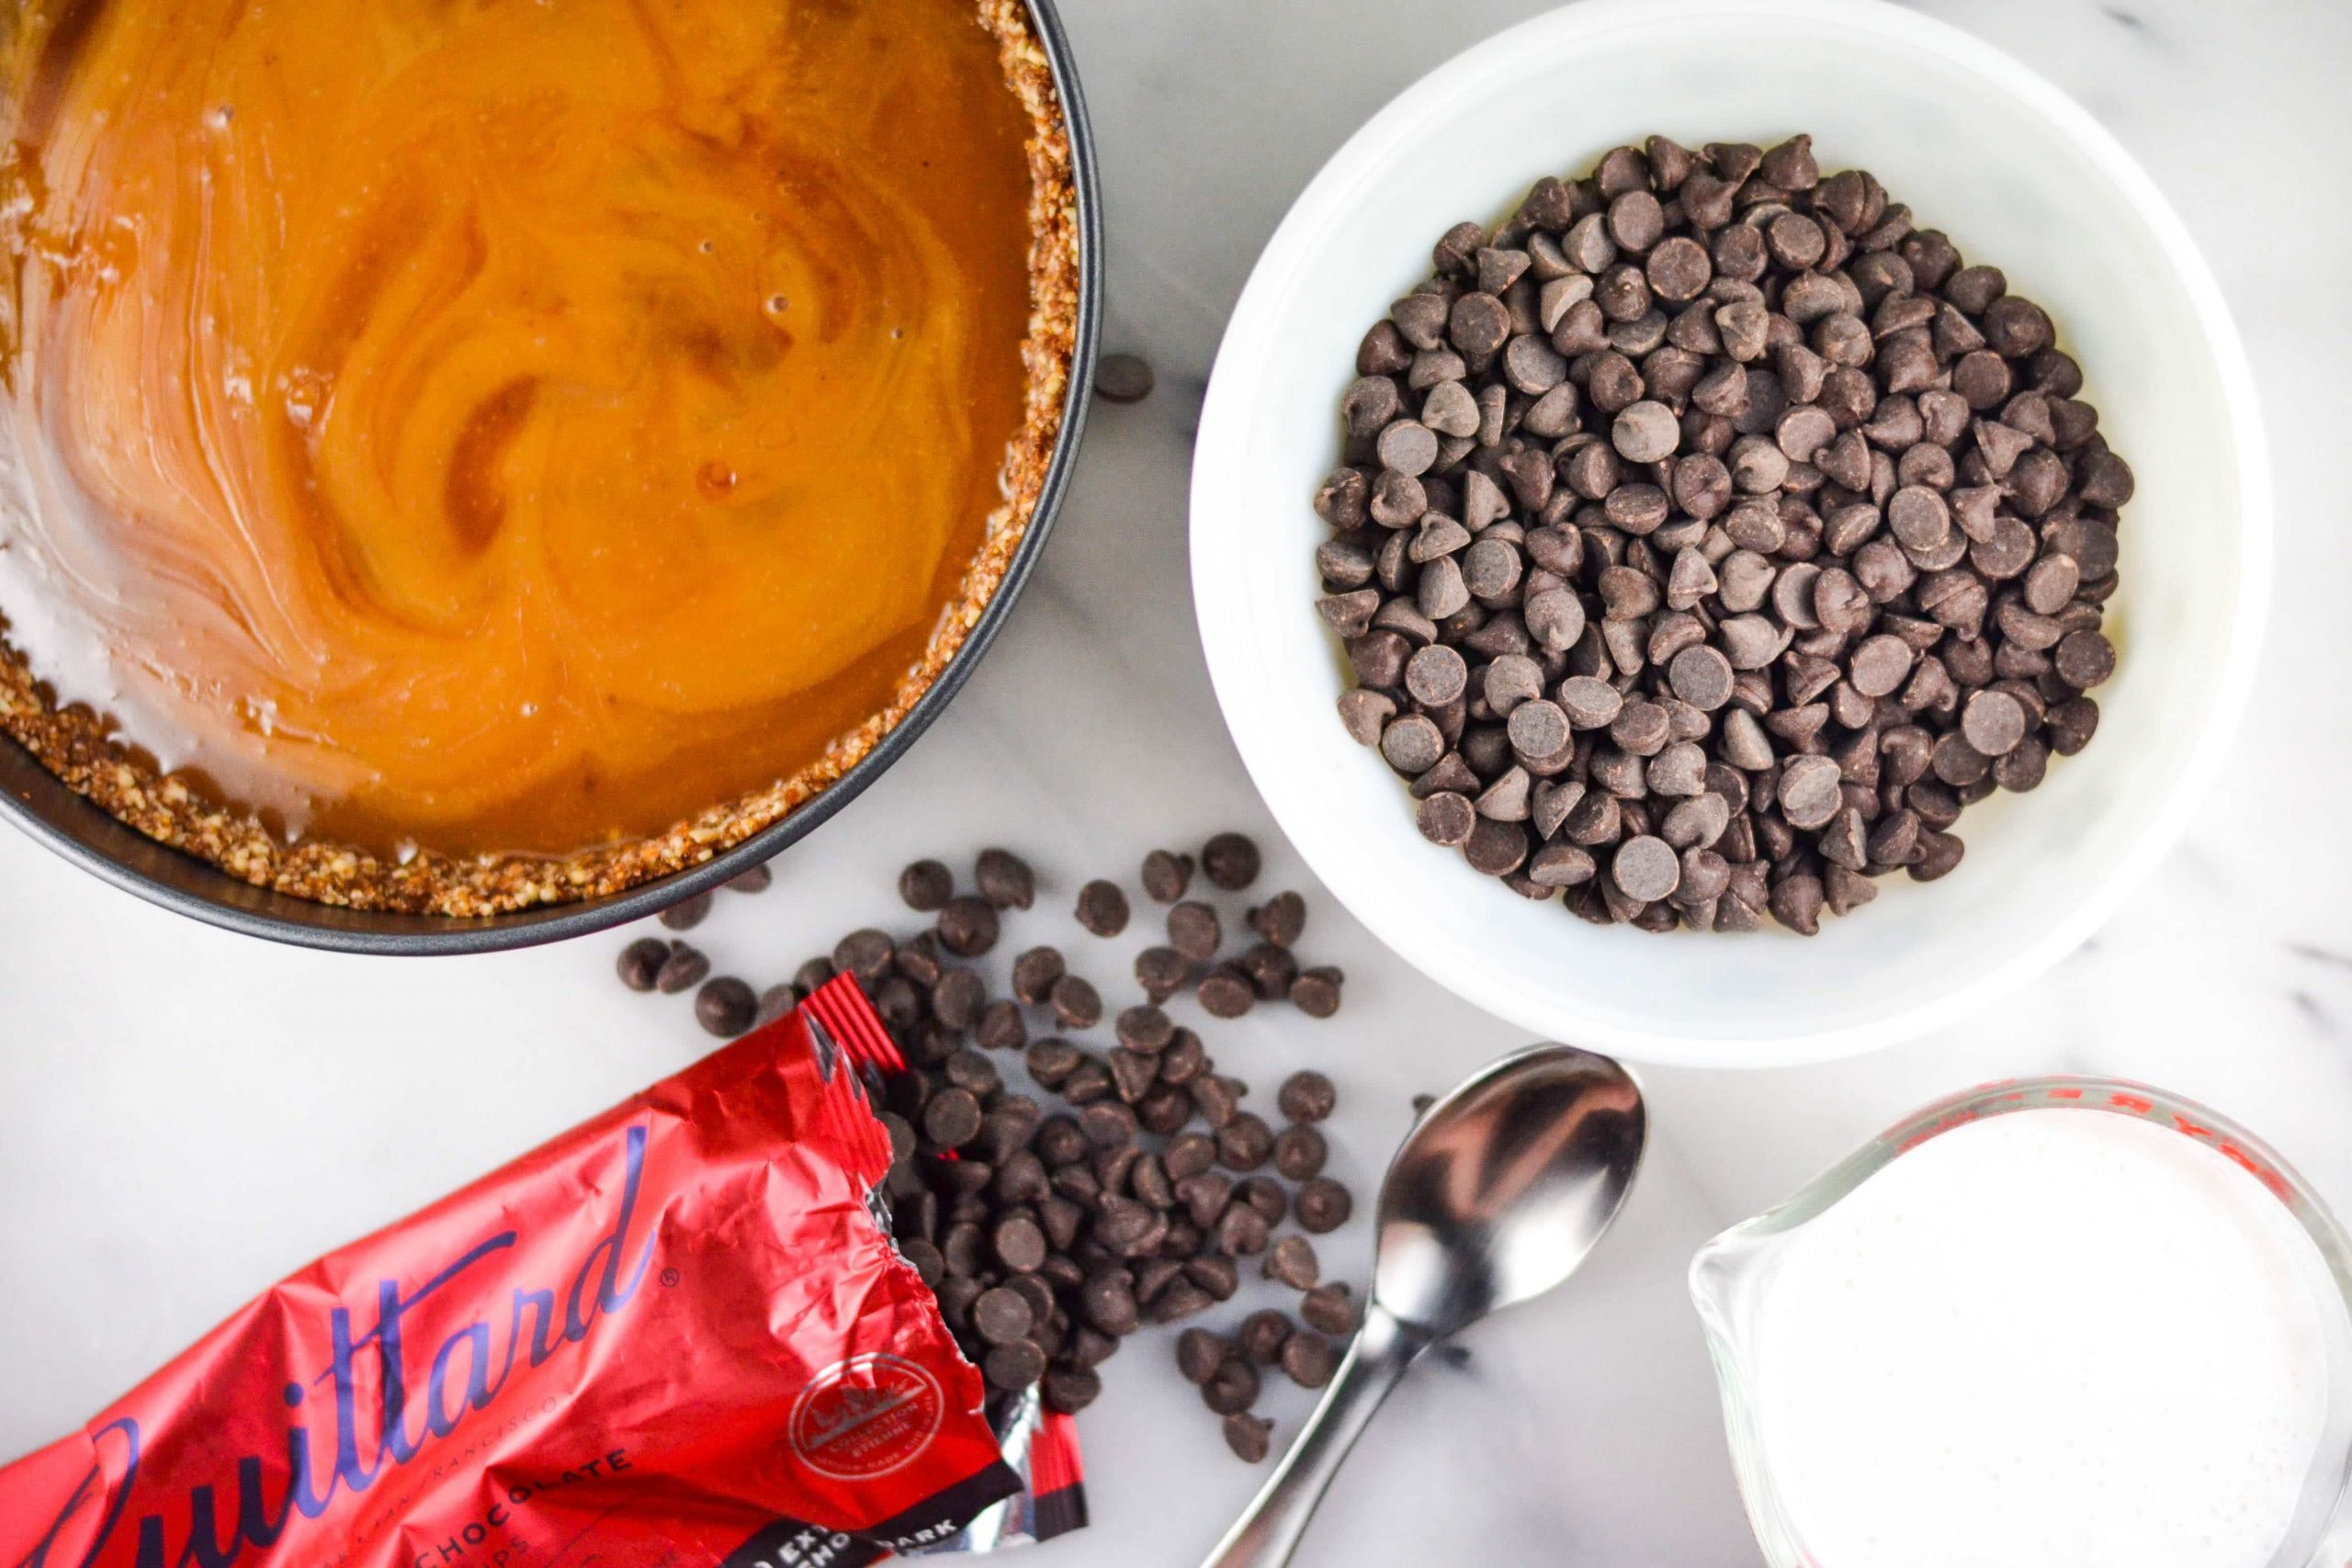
<box><xmin>0</xmin><ymin>0</ymin><xmax>1035</xmax><ymax>858</ymax></box>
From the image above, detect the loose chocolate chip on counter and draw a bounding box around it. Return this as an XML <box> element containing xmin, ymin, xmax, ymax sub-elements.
<box><xmin>1199</xmin><ymin>970</ymin><xmax>1256</xmax><ymax>1019</ymax></box>
<box><xmin>694</xmin><ymin>976</ymin><xmax>757</xmax><ymax>1038</ymax></box>
<box><xmin>975</xmin><ymin>848</ymin><xmax>1035</xmax><ymax>911</ymax></box>
<box><xmin>1290</xmin><ymin>966</ymin><xmax>1344</xmax><ymax>1019</ymax></box>
<box><xmin>1217</xmin><ymin>1112</ymin><xmax>1276</xmax><ymax>1172</ymax></box>
<box><xmin>1202</xmin><ymin>832</ymin><xmax>1262</xmax><ymax>890</ymax></box>
<box><xmin>1300</xmin><ymin>1283</ymin><xmax>1358</xmax><ymax>1337</ymax></box>
<box><xmin>922</xmin><ymin>1087</ymin><xmax>986</xmax><ymax>1150</ymax></box>
<box><xmin>1278</xmin><ymin>1070</ymin><xmax>1338</xmax><ymax>1122</ymax></box>
<box><xmin>1203</xmin><ymin>1355</ymin><xmax>1261</xmax><ymax>1416</ymax></box>
<box><xmin>899</xmin><ymin>859</ymin><xmax>955</xmax><ymax>912</ymax></box>
<box><xmin>1238</xmin><ymin>1309</ymin><xmax>1295</xmax><ymax>1366</ymax></box>
<box><xmin>1248</xmin><ymin>891</ymin><xmax>1307</xmax><ymax>948</ymax></box>
<box><xmin>1281</xmin><ymin>1331</ymin><xmax>1339</xmax><ymax>1390</ymax></box>
<box><xmin>725</xmin><ymin>862</ymin><xmax>773</xmax><ymax>895</ymax></box>
<box><xmin>936</xmin><ymin>896</ymin><xmax>1001</xmax><ymax>957</ymax></box>
<box><xmin>1049</xmin><ymin>974</ymin><xmax>1103</xmax><ymax>1030</ymax></box>
<box><xmin>1044</xmin><ymin>1365</ymin><xmax>1102</xmax><ymax>1416</ymax></box>
<box><xmin>1274</xmin><ymin>1123</ymin><xmax>1329</xmax><ymax>1180</ymax></box>
<box><xmin>655</xmin><ymin>943</ymin><xmax>710</xmax><ymax>995</ymax></box>
<box><xmin>1141</xmin><ymin>849</ymin><xmax>1194</xmax><ymax>903</ymax></box>
<box><xmin>1168</xmin><ymin>901</ymin><xmax>1223</xmax><ymax>962</ymax></box>
<box><xmin>1224</xmin><ymin>1413</ymin><xmax>1274</xmax><ymax>1464</ymax></box>
<box><xmin>1177</xmin><ymin>1327</ymin><xmax>1231</xmax><ymax>1384</ymax></box>
<box><xmin>754</xmin><ymin>983</ymin><xmax>799</xmax><ymax>1028</ymax></box>
<box><xmin>1075</xmin><ymin>879</ymin><xmax>1130</xmax><ymax>937</ymax></box>
<box><xmin>1010</xmin><ymin>945</ymin><xmax>1066</xmax><ymax>1005</ymax></box>
<box><xmin>1136</xmin><ymin>945</ymin><xmax>1193</xmax><ymax>1003</ymax></box>
<box><xmin>1265</xmin><ymin>1235</ymin><xmax>1321</xmax><ymax>1291</ymax></box>
<box><xmin>985</xmin><ymin>1341</ymin><xmax>1048</xmax><ymax>1393</ymax></box>
<box><xmin>658</xmin><ymin>890</ymin><xmax>713</xmax><ymax>931</ymax></box>
<box><xmin>974</xmin><ymin>1285</ymin><xmax>1036</xmax><ymax>1345</ymax></box>
<box><xmin>1295</xmin><ymin>1178</ymin><xmax>1353</xmax><ymax>1234</ymax></box>
<box><xmin>1095</xmin><ymin>352</ymin><xmax>1156</xmax><ymax>404</ymax></box>
<box><xmin>616</xmin><ymin>937</ymin><xmax>670</xmax><ymax>992</ymax></box>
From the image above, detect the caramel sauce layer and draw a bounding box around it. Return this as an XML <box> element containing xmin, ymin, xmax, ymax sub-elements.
<box><xmin>0</xmin><ymin>0</ymin><xmax>1035</xmax><ymax>857</ymax></box>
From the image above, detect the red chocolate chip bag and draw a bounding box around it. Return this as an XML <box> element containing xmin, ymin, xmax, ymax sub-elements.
<box><xmin>0</xmin><ymin>976</ymin><xmax>1018</xmax><ymax>1568</ymax></box>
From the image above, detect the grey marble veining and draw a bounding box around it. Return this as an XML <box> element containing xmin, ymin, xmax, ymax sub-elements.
<box><xmin>1</xmin><ymin>1</ymin><xmax>2347</xmax><ymax>1563</ymax></box>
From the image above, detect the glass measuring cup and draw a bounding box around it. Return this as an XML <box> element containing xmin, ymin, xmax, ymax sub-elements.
<box><xmin>1689</xmin><ymin>1077</ymin><xmax>2352</xmax><ymax>1568</ymax></box>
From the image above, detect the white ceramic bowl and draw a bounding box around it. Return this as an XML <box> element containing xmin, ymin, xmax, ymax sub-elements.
<box><xmin>1192</xmin><ymin>0</ymin><xmax>2268</xmax><ymax>1067</ymax></box>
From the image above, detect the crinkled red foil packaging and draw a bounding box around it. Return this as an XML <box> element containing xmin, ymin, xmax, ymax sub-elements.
<box><xmin>0</xmin><ymin>976</ymin><xmax>1020</xmax><ymax>1568</ymax></box>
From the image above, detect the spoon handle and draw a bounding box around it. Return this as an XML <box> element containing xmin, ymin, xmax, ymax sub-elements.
<box><xmin>1199</xmin><ymin>1303</ymin><xmax>1430</xmax><ymax>1568</ymax></box>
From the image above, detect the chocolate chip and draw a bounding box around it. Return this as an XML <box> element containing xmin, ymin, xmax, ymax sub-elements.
<box><xmin>974</xmin><ymin>1286</ymin><xmax>1035</xmax><ymax>1345</ymax></box>
<box><xmin>1277</xmin><ymin>1070</ymin><xmax>1338</xmax><ymax>1122</ymax></box>
<box><xmin>1198</xmin><ymin>970</ymin><xmax>1255</xmax><ymax>1019</ymax></box>
<box><xmin>1177</xmin><ymin>1328</ymin><xmax>1231</xmax><ymax>1384</ymax></box>
<box><xmin>659</xmin><ymin>890</ymin><xmax>713</xmax><ymax>931</ymax></box>
<box><xmin>1050</xmin><ymin>974</ymin><xmax>1102</xmax><ymax>1030</ymax></box>
<box><xmin>1265</xmin><ymin>1235</ymin><xmax>1321</xmax><ymax>1291</ymax></box>
<box><xmin>984</xmin><ymin>1341</ymin><xmax>1046</xmax><ymax>1392</ymax></box>
<box><xmin>1295</xmin><ymin>1178</ymin><xmax>1353</xmax><ymax>1234</ymax></box>
<box><xmin>1073</xmin><ymin>879</ymin><xmax>1129</xmax><ymax>938</ymax></box>
<box><xmin>1274</xmin><ymin>1123</ymin><xmax>1329</xmax><ymax>1180</ymax></box>
<box><xmin>1238</xmin><ymin>1309</ymin><xmax>1294</xmax><ymax>1366</ymax></box>
<box><xmin>694</xmin><ymin>976</ymin><xmax>757</xmax><ymax>1037</ymax></box>
<box><xmin>1095</xmin><ymin>352</ymin><xmax>1156</xmax><ymax>404</ymax></box>
<box><xmin>1290</xmin><ymin>966</ymin><xmax>1344</xmax><ymax>1019</ymax></box>
<box><xmin>616</xmin><ymin>937</ymin><xmax>669</xmax><ymax>991</ymax></box>
<box><xmin>936</xmin><ymin>897</ymin><xmax>1000</xmax><ymax>957</ymax></box>
<box><xmin>1142</xmin><ymin>849</ymin><xmax>1194</xmax><ymax>903</ymax></box>
<box><xmin>1168</xmin><ymin>901</ymin><xmax>1222</xmax><ymax>962</ymax></box>
<box><xmin>654</xmin><ymin>943</ymin><xmax>710</xmax><ymax>995</ymax></box>
<box><xmin>1010</xmin><ymin>946</ymin><xmax>1066</xmax><ymax>1006</ymax></box>
<box><xmin>1281</xmin><ymin>1330</ymin><xmax>1339</xmax><ymax>1390</ymax></box>
<box><xmin>1223</xmin><ymin>1413</ymin><xmax>1274</xmax><ymax>1464</ymax></box>
<box><xmin>974</xmin><ymin>848</ymin><xmax>1035</xmax><ymax>911</ymax></box>
<box><xmin>899</xmin><ymin>859</ymin><xmax>954</xmax><ymax>912</ymax></box>
<box><xmin>1203</xmin><ymin>1355</ymin><xmax>1261</xmax><ymax>1416</ymax></box>
<box><xmin>1202</xmin><ymin>832</ymin><xmax>1262</xmax><ymax>890</ymax></box>
<box><xmin>1300</xmin><ymin>1283</ymin><xmax>1358</xmax><ymax>1337</ymax></box>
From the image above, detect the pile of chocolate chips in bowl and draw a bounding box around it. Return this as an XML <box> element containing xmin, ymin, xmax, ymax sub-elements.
<box><xmin>1315</xmin><ymin>134</ymin><xmax>2131</xmax><ymax>935</ymax></box>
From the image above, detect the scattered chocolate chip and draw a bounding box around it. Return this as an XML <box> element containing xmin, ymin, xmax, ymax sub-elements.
<box><xmin>936</xmin><ymin>896</ymin><xmax>1000</xmax><ymax>957</ymax></box>
<box><xmin>1095</xmin><ymin>352</ymin><xmax>1156</xmax><ymax>404</ymax></box>
<box><xmin>616</xmin><ymin>937</ymin><xmax>669</xmax><ymax>991</ymax></box>
<box><xmin>654</xmin><ymin>943</ymin><xmax>709</xmax><ymax>995</ymax></box>
<box><xmin>694</xmin><ymin>976</ymin><xmax>757</xmax><ymax>1037</ymax></box>
<box><xmin>1076</xmin><ymin>879</ymin><xmax>1130</xmax><ymax>937</ymax></box>
<box><xmin>1168</xmin><ymin>901</ymin><xmax>1222</xmax><ymax>962</ymax></box>
<box><xmin>899</xmin><ymin>859</ymin><xmax>954</xmax><ymax>912</ymax></box>
<box><xmin>658</xmin><ymin>890</ymin><xmax>713</xmax><ymax>931</ymax></box>
<box><xmin>1295</xmin><ymin>1178</ymin><xmax>1353</xmax><ymax>1234</ymax></box>
<box><xmin>1202</xmin><ymin>832</ymin><xmax>1262</xmax><ymax>890</ymax></box>
<box><xmin>974</xmin><ymin>848</ymin><xmax>1035</xmax><ymax>911</ymax></box>
<box><xmin>1278</xmin><ymin>1071</ymin><xmax>1337</xmax><ymax>1123</ymax></box>
<box><xmin>1223</xmin><ymin>1413</ymin><xmax>1274</xmax><ymax>1464</ymax></box>
<box><xmin>1281</xmin><ymin>1330</ymin><xmax>1338</xmax><ymax>1389</ymax></box>
<box><xmin>1141</xmin><ymin>849</ymin><xmax>1194</xmax><ymax>903</ymax></box>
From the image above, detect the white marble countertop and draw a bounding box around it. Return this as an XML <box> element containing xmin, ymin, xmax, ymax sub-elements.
<box><xmin>3</xmin><ymin>0</ymin><xmax>2349</xmax><ymax>1562</ymax></box>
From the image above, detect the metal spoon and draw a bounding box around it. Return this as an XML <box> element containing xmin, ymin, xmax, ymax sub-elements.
<box><xmin>1201</xmin><ymin>1043</ymin><xmax>1646</xmax><ymax>1568</ymax></box>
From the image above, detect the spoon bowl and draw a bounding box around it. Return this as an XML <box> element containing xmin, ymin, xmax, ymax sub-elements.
<box><xmin>1203</xmin><ymin>1043</ymin><xmax>1645</xmax><ymax>1568</ymax></box>
<box><xmin>1374</xmin><ymin>1046</ymin><xmax>1646</xmax><ymax>1337</ymax></box>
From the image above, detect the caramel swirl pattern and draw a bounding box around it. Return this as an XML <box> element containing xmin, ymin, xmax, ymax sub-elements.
<box><xmin>0</xmin><ymin>0</ymin><xmax>1035</xmax><ymax>855</ymax></box>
